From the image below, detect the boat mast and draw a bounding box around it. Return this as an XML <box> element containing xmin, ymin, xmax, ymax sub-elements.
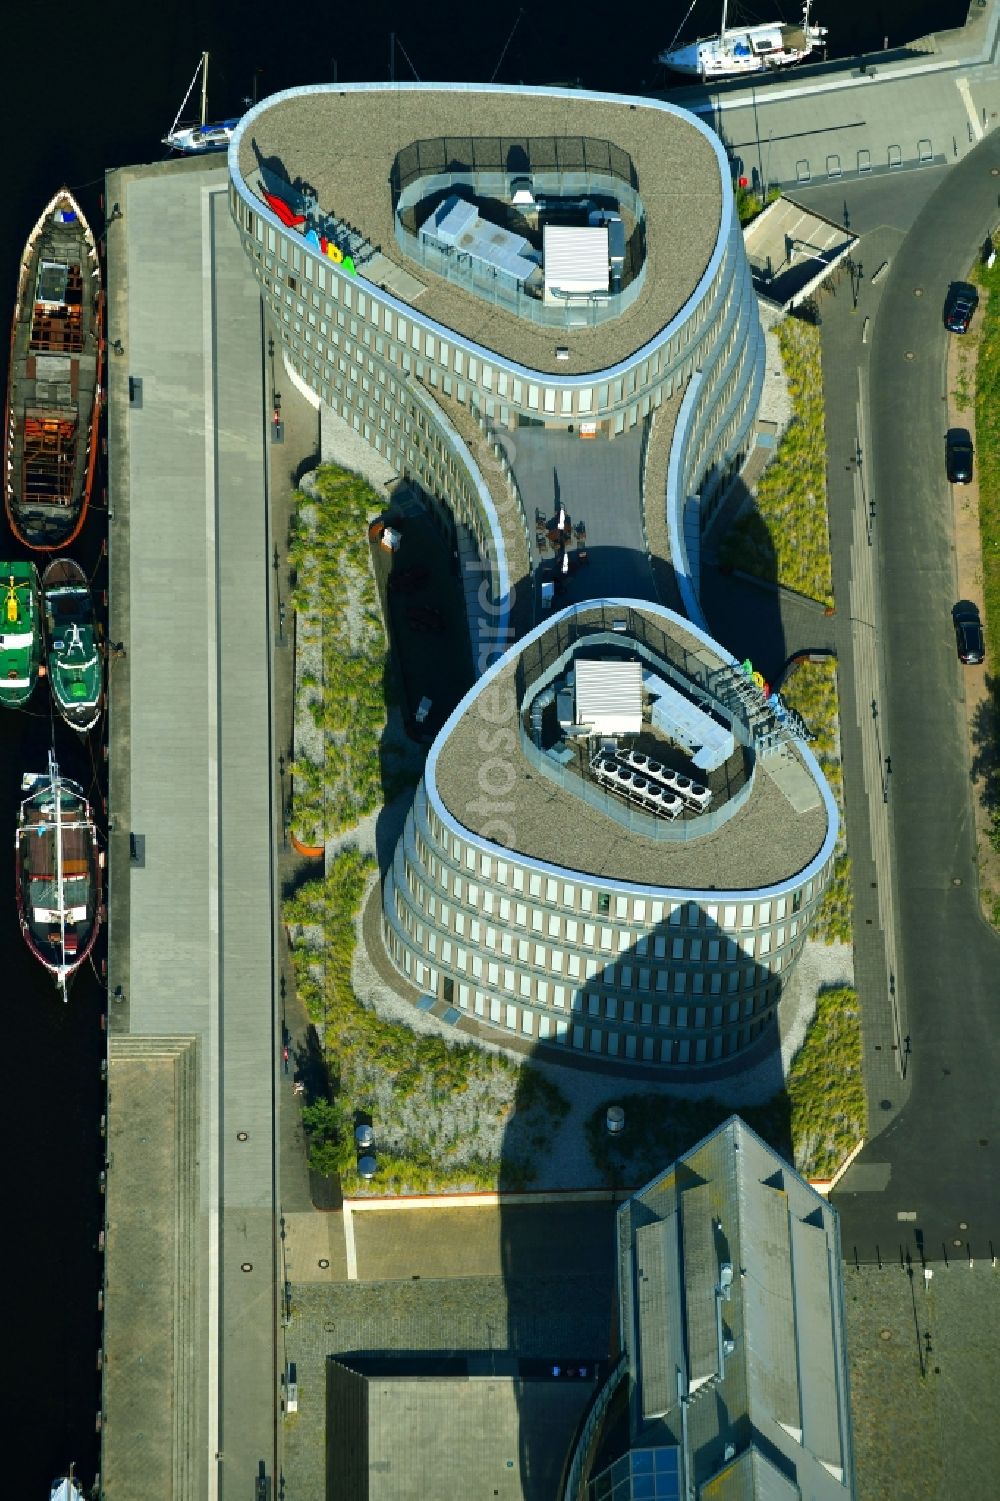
<box><xmin>721</xmin><ymin>0</ymin><xmax>729</xmax><ymax>36</ymax></box>
<box><xmin>49</xmin><ymin>750</ymin><xmax>68</xmax><ymax>1000</ymax></box>
<box><xmin>200</xmin><ymin>51</ymin><xmax>209</xmax><ymax>128</ymax></box>
<box><xmin>167</xmin><ymin>54</ymin><xmax>205</xmax><ymax>139</ymax></box>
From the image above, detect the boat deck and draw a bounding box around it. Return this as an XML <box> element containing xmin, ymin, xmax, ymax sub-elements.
<box><xmin>6</xmin><ymin>204</ymin><xmax>101</xmax><ymax>540</ymax></box>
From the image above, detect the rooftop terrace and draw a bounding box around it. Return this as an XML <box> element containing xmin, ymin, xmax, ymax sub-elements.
<box><xmin>432</xmin><ymin>603</ymin><xmax>831</xmax><ymax>893</ymax></box>
<box><xmin>234</xmin><ymin>85</ymin><xmax>723</xmax><ymax>377</ymax></box>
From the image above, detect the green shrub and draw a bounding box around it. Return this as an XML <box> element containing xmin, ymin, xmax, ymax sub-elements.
<box><xmin>284</xmin><ymin>850</ymin><xmax>569</xmax><ymax>1192</ymax></box>
<box><xmin>586</xmin><ymin>986</ymin><xmax>865</xmax><ymax>1187</ymax></box>
<box><xmin>289</xmin><ymin>464</ymin><xmax>391</xmax><ymax>843</ymax></box>
<box><xmin>780</xmin><ymin>658</ymin><xmax>852</xmax><ymax>943</ymax></box>
<box><xmin>719</xmin><ymin>320</ymin><xmax>833</xmax><ymax>605</ymax></box>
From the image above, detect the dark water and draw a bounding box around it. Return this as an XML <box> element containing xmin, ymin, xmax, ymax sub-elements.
<box><xmin>0</xmin><ymin>0</ymin><xmax>968</xmax><ymax>1493</ymax></box>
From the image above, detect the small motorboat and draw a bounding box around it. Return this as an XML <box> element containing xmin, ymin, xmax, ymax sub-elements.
<box><xmin>0</xmin><ymin>561</ymin><xmax>42</xmax><ymax>708</ymax></box>
<box><xmin>41</xmin><ymin>557</ymin><xmax>103</xmax><ymax>731</ymax></box>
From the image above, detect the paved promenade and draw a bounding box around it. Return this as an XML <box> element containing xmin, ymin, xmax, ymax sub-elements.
<box><xmin>103</xmin><ymin>156</ymin><xmax>280</xmax><ymax>1500</ymax></box>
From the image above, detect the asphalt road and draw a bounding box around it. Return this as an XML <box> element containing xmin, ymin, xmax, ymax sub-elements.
<box><xmin>826</xmin><ymin>137</ymin><xmax>1000</xmax><ymax>1262</ymax></box>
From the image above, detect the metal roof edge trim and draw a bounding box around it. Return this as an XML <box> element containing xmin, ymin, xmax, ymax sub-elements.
<box><xmin>228</xmin><ymin>81</ymin><xmax>734</xmax><ymax>386</ymax></box>
<box><xmin>423</xmin><ymin>596</ymin><xmax>839</xmax><ymax>902</ymax></box>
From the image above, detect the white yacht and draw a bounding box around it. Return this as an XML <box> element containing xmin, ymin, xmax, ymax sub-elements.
<box><xmin>659</xmin><ymin>1</ymin><xmax>828</xmax><ymax>79</ymax></box>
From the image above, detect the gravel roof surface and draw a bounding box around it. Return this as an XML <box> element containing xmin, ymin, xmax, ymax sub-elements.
<box><xmin>433</xmin><ymin>605</ymin><xmax>829</xmax><ymax>890</ymax></box>
<box><xmin>238</xmin><ymin>87</ymin><xmax>722</xmax><ymax>376</ymax></box>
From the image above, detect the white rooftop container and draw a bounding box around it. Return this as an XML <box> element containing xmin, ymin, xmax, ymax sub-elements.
<box><xmin>575</xmin><ymin>657</ymin><xmax>643</xmax><ymax>736</ymax></box>
<box><xmin>543</xmin><ymin>224</ymin><xmax>610</xmax><ymax>304</ymax></box>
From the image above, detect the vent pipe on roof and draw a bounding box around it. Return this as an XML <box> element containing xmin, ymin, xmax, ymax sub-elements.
<box><xmin>531</xmin><ymin>687</ymin><xmax>556</xmax><ymax>747</ymax></box>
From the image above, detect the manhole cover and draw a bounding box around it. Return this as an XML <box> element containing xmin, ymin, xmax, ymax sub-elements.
<box><xmin>880</xmin><ymin>1098</ymin><xmax>893</xmax><ymax>1111</ymax></box>
<box><xmin>905</xmin><ymin>350</ymin><xmax>916</xmax><ymax>360</ymax></box>
<box><xmin>318</xmin><ymin>1258</ymin><xmax>330</xmax><ymax>1269</ymax></box>
<box><xmin>241</xmin><ymin>1262</ymin><xmax>253</xmax><ymax>1272</ymax></box>
<box><xmin>236</xmin><ymin>1131</ymin><xmax>249</xmax><ymax>1142</ymax></box>
<box><xmin>879</xmin><ymin>1328</ymin><xmax>893</xmax><ymax>1341</ymax></box>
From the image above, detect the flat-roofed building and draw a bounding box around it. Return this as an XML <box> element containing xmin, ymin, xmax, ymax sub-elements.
<box><xmin>564</xmin><ymin>1117</ymin><xmax>856</xmax><ymax>1499</ymax></box>
<box><xmin>227</xmin><ymin>82</ymin><xmax>765</xmax><ymax>641</ymax></box>
<box><xmin>383</xmin><ymin>599</ymin><xmax>837</xmax><ymax>1068</ymax></box>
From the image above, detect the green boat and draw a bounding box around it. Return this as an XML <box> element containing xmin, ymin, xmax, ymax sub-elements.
<box><xmin>41</xmin><ymin>557</ymin><xmax>103</xmax><ymax>732</ymax></box>
<box><xmin>0</xmin><ymin>561</ymin><xmax>42</xmax><ymax>708</ymax></box>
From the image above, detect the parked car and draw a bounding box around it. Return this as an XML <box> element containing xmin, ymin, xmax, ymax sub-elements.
<box><xmin>944</xmin><ymin>281</ymin><xmax>979</xmax><ymax>333</ymax></box>
<box><xmin>946</xmin><ymin>428</ymin><xmax>974</xmax><ymax>484</ymax></box>
<box><xmin>953</xmin><ymin>601</ymin><xmax>985</xmax><ymax>664</ymax></box>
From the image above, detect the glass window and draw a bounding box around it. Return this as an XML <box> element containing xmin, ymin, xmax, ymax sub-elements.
<box><xmin>544</xmin><ymin>388</ymin><xmax>556</xmax><ymax>414</ymax></box>
<box><xmin>528</xmin><ymin>384</ymin><xmax>540</xmax><ymax>410</ymax></box>
<box><xmin>578</xmin><ymin>387</ymin><xmax>593</xmax><ymax>413</ymax></box>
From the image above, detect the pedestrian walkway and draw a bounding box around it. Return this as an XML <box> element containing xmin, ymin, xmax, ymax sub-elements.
<box><xmin>103</xmin><ymin>156</ymin><xmax>280</xmax><ymax>1501</ymax></box>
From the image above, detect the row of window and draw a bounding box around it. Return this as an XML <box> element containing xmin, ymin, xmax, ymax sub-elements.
<box><xmin>413</xmin><ymin>799</ymin><xmax>818</xmax><ymax>930</ymax></box>
<box><xmin>400</xmin><ymin>852</ymin><xmax>807</xmax><ymax>971</ymax></box>
<box><xmin>389</xmin><ymin>880</ymin><xmax>793</xmax><ymax>1011</ymax></box>
<box><xmin>231</xmin><ymin>184</ymin><xmax>739</xmax><ymax>423</ymax></box>
<box><xmin>382</xmin><ymin>922</ymin><xmax>775</xmax><ymax>1063</ymax></box>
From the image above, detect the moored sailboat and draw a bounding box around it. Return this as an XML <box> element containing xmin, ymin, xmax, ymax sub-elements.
<box><xmin>16</xmin><ymin>752</ymin><xmax>103</xmax><ymax>998</ymax></box>
<box><xmin>660</xmin><ymin>0</ymin><xmax>828</xmax><ymax>79</ymax></box>
<box><xmin>50</xmin><ymin>1467</ymin><xmax>87</xmax><ymax>1501</ymax></box>
<box><xmin>42</xmin><ymin>557</ymin><xmax>103</xmax><ymax>731</ymax></box>
<box><xmin>4</xmin><ymin>189</ymin><xmax>103</xmax><ymax>550</ymax></box>
<box><xmin>0</xmin><ymin>561</ymin><xmax>42</xmax><ymax>708</ymax></box>
<box><xmin>163</xmin><ymin>51</ymin><xmax>240</xmax><ymax>154</ymax></box>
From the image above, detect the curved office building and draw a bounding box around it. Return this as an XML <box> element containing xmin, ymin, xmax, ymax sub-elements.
<box><xmin>224</xmin><ymin>82</ymin><xmax>823</xmax><ymax>1068</ymax></box>
<box><xmin>228</xmin><ymin>80</ymin><xmax>765</xmax><ymax>628</ymax></box>
<box><xmin>383</xmin><ymin>600</ymin><xmax>837</xmax><ymax>1069</ymax></box>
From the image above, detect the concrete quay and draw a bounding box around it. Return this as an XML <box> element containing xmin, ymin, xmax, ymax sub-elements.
<box><xmin>101</xmin><ymin>155</ymin><xmax>283</xmax><ymax>1500</ymax></box>
<box><xmin>663</xmin><ymin>0</ymin><xmax>1000</xmax><ymax>196</ymax></box>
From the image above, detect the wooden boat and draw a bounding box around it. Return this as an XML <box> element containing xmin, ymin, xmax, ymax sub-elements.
<box><xmin>16</xmin><ymin>753</ymin><xmax>103</xmax><ymax>998</ymax></box>
<box><xmin>42</xmin><ymin>557</ymin><xmax>103</xmax><ymax>731</ymax></box>
<box><xmin>4</xmin><ymin>188</ymin><xmax>103</xmax><ymax>550</ymax></box>
<box><xmin>0</xmin><ymin>561</ymin><xmax>42</xmax><ymax>708</ymax></box>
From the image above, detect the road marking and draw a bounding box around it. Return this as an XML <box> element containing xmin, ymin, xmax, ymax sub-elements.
<box><xmin>343</xmin><ymin>1201</ymin><xmax>358</xmax><ymax>1281</ymax></box>
<box><xmin>957</xmin><ymin>77</ymin><xmax>984</xmax><ymax>144</ymax></box>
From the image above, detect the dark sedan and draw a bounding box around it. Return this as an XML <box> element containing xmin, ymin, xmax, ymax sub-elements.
<box><xmin>946</xmin><ymin>427</ymin><xmax>974</xmax><ymax>484</ymax></box>
<box><xmin>953</xmin><ymin>601</ymin><xmax>985</xmax><ymax>665</ymax></box>
<box><xmin>944</xmin><ymin>281</ymin><xmax>979</xmax><ymax>333</ymax></box>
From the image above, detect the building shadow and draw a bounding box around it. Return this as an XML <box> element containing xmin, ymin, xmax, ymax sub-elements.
<box><xmin>494</xmin><ymin>904</ymin><xmax>798</xmax><ymax>1499</ymax></box>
